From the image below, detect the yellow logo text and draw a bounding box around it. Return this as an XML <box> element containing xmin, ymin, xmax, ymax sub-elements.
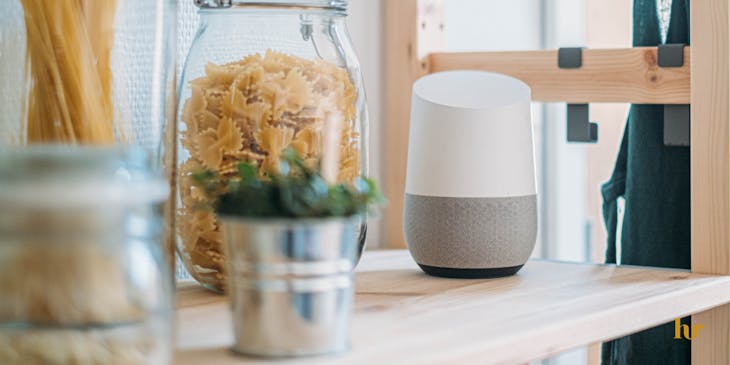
<box><xmin>674</xmin><ymin>318</ymin><xmax>704</xmax><ymax>340</ymax></box>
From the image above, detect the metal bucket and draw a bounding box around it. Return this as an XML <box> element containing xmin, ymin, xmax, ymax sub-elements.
<box><xmin>219</xmin><ymin>217</ymin><xmax>358</xmax><ymax>357</ymax></box>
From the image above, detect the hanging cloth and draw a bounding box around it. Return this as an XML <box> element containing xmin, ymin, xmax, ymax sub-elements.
<box><xmin>601</xmin><ymin>0</ymin><xmax>691</xmax><ymax>364</ymax></box>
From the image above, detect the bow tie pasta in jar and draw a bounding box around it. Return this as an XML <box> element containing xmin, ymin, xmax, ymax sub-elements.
<box><xmin>176</xmin><ymin>0</ymin><xmax>368</xmax><ymax>292</ymax></box>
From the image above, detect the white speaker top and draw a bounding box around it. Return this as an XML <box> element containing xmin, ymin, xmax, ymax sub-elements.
<box><xmin>412</xmin><ymin>70</ymin><xmax>531</xmax><ymax>110</ymax></box>
<box><xmin>406</xmin><ymin>71</ymin><xmax>537</xmax><ymax>198</ymax></box>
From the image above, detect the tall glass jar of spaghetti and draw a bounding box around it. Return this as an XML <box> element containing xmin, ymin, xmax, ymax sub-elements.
<box><xmin>0</xmin><ymin>0</ymin><xmax>177</xmax><ymax>158</ymax></box>
<box><xmin>0</xmin><ymin>1</ymin><xmax>178</xmax><ymax>269</ymax></box>
<box><xmin>175</xmin><ymin>0</ymin><xmax>369</xmax><ymax>292</ymax></box>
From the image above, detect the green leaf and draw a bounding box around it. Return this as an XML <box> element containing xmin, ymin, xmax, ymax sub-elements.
<box><xmin>191</xmin><ymin>150</ymin><xmax>383</xmax><ymax>218</ymax></box>
<box><xmin>236</xmin><ymin>163</ymin><xmax>257</xmax><ymax>183</ymax></box>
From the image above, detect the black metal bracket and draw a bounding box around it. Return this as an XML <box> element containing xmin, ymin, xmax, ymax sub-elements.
<box><xmin>558</xmin><ymin>47</ymin><xmax>583</xmax><ymax>69</ymax></box>
<box><xmin>658</xmin><ymin>44</ymin><xmax>690</xmax><ymax>146</ymax></box>
<box><xmin>559</xmin><ymin>48</ymin><xmax>598</xmax><ymax>143</ymax></box>
<box><xmin>658</xmin><ymin>43</ymin><xmax>685</xmax><ymax>67</ymax></box>
<box><xmin>567</xmin><ymin>104</ymin><xmax>598</xmax><ymax>143</ymax></box>
<box><xmin>663</xmin><ymin>105</ymin><xmax>690</xmax><ymax>146</ymax></box>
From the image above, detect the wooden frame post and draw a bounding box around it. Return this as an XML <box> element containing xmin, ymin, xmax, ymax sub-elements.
<box><xmin>384</xmin><ymin>0</ymin><xmax>443</xmax><ymax>248</ymax></box>
<box><xmin>691</xmin><ymin>0</ymin><xmax>730</xmax><ymax>364</ymax></box>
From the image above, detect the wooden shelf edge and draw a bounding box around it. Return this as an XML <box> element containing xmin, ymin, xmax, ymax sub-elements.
<box><xmin>428</xmin><ymin>47</ymin><xmax>691</xmax><ymax>104</ymax></box>
<box><xmin>514</xmin><ymin>270</ymin><xmax>730</xmax><ymax>363</ymax></box>
<box><xmin>175</xmin><ymin>250</ymin><xmax>730</xmax><ymax>365</ymax></box>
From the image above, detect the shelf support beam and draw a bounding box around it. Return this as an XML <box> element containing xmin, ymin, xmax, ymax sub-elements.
<box><xmin>691</xmin><ymin>0</ymin><xmax>730</xmax><ymax>364</ymax></box>
<box><xmin>429</xmin><ymin>47</ymin><xmax>690</xmax><ymax>104</ymax></box>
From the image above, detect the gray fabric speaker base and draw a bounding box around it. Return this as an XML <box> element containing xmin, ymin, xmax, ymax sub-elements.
<box><xmin>418</xmin><ymin>263</ymin><xmax>524</xmax><ymax>279</ymax></box>
<box><xmin>404</xmin><ymin>194</ymin><xmax>537</xmax><ymax>270</ymax></box>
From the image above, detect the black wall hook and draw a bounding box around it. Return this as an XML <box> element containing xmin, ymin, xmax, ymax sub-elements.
<box><xmin>566</xmin><ymin>104</ymin><xmax>598</xmax><ymax>143</ymax></box>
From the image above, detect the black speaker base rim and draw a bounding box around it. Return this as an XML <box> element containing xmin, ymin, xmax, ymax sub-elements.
<box><xmin>417</xmin><ymin>263</ymin><xmax>524</xmax><ymax>279</ymax></box>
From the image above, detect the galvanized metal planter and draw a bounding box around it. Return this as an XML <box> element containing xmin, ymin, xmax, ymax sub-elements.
<box><xmin>219</xmin><ymin>216</ymin><xmax>359</xmax><ymax>357</ymax></box>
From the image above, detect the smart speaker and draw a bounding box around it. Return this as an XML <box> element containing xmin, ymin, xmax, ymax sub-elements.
<box><xmin>404</xmin><ymin>70</ymin><xmax>537</xmax><ymax>278</ymax></box>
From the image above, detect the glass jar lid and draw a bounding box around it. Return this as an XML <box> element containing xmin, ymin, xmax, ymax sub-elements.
<box><xmin>0</xmin><ymin>146</ymin><xmax>169</xmax><ymax>210</ymax></box>
<box><xmin>194</xmin><ymin>0</ymin><xmax>348</xmax><ymax>10</ymax></box>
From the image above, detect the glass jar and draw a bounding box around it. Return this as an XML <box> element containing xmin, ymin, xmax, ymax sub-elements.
<box><xmin>0</xmin><ymin>0</ymin><xmax>177</xmax><ymax>162</ymax></box>
<box><xmin>175</xmin><ymin>0</ymin><xmax>369</xmax><ymax>292</ymax></box>
<box><xmin>0</xmin><ymin>0</ymin><xmax>178</xmax><ymax>274</ymax></box>
<box><xmin>0</xmin><ymin>147</ymin><xmax>172</xmax><ymax>365</ymax></box>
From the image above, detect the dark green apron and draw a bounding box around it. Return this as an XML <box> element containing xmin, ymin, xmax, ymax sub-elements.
<box><xmin>601</xmin><ymin>0</ymin><xmax>691</xmax><ymax>364</ymax></box>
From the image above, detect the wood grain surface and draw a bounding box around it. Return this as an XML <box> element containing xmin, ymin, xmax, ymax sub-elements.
<box><xmin>690</xmin><ymin>0</ymin><xmax>730</xmax><ymax>364</ymax></box>
<box><xmin>429</xmin><ymin>47</ymin><xmax>690</xmax><ymax>104</ymax></box>
<box><xmin>175</xmin><ymin>250</ymin><xmax>730</xmax><ymax>365</ymax></box>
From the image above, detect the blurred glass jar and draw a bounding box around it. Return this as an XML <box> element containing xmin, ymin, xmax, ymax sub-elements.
<box><xmin>0</xmin><ymin>0</ymin><xmax>178</xmax><ymax>276</ymax></box>
<box><xmin>175</xmin><ymin>0</ymin><xmax>369</xmax><ymax>292</ymax></box>
<box><xmin>0</xmin><ymin>147</ymin><xmax>172</xmax><ymax>365</ymax></box>
<box><xmin>0</xmin><ymin>0</ymin><xmax>177</xmax><ymax>155</ymax></box>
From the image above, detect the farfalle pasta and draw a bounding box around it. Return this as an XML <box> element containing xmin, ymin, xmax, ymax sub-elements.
<box><xmin>177</xmin><ymin>51</ymin><xmax>361</xmax><ymax>290</ymax></box>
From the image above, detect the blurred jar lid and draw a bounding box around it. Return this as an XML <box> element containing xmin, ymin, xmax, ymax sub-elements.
<box><xmin>194</xmin><ymin>0</ymin><xmax>347</xmax><ymax>10</ymax></box>
<box><xmin>0</xmin><ymin>146</ymin><xmax>169</xmax><ymax>210</ymax></box>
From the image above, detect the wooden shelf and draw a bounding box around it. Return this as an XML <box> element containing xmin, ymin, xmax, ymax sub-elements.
<box><xmin>175</xmin><ymin>250</ymin><xmax>730</xmax><ymax>365</ymax></box>
<box><xmin>428</xmin><ymin>47</ymin><xmax>691</xmax><ymax>104</ymax></box>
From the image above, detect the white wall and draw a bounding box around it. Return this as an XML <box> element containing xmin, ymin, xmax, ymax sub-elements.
<box><xmin>443</xmin><ymin>0</ymin><xmax>542</xmax><ymax>51</ymax></box>
<box><xmin>347</xmin><ymin>0</ymin><xmax>385</xmax><ymax>249</ymax></box>
<box><xmin>542</xmin><ymin>0</ymin><xmax>589</xmax><ymax>265</ymax></box>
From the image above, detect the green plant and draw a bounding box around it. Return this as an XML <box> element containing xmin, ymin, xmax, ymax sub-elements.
<box><xmin>193</xmin><ymin>149</ymin><xmax>383</xmax><ymax>218</ymax></box>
